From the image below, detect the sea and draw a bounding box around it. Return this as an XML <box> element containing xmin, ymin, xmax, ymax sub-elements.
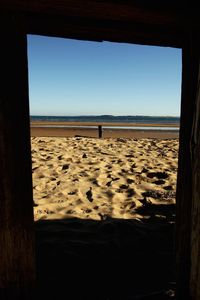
<box><xmin>30</xmin><ymin>115</ymin><xmax>180</xmax><ymax>131</ymax></box>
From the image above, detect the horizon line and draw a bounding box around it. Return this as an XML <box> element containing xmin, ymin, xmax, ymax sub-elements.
<box><xmin>30</xmin><ymin>114</ymin><xmax>180</xmax><ymax>118</ymax></box>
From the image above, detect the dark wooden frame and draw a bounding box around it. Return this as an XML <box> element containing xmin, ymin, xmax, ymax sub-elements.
<box><xmin>1</xmin><ymin>1</ymin><xmax>200</xmax><ymax>299</ymax></box>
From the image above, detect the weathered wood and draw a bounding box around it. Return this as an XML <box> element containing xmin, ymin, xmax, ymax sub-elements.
<box><xmin>0</xmin><ymin>1</ymin><xmax>187</xmax><ymax>47</ymax></box>
<box><xmin>176</xmin><ymin>38</ymin><xmax>200</xmax><ymax>299</ymax></box>
<box><xmin>25</xmin><ymin>14</ymin><xmax>183</xmax><ymax>48</ymax></box>
<box><xmin>190</xmin><ymin>51</ymin><xmax>200</xmax><ymax>299</ymax></box>
<box><xmin>0</xmin><ymin>15</ymin><xmax>35</xmax><ymax>298</ymax></box>
<box><xmin>0</xmin><ymin>0</ymin><xmax>184</xmax><ymax>26</ymax></box>
<box><xmin>0</xmin><ymin>1</ymin><xmax>199</xmax><ymax>298</ymax></box>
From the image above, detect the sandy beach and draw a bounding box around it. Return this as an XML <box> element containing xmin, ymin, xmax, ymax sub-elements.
<box><xmin>32</xmin><ymin>130</ymin><xmax>177</xmax><ymax>299</ymax></box>
<box><xmin>32</xmin><ymin>136</ymin><xmax>178</xmax><ymax>222</ymax></box>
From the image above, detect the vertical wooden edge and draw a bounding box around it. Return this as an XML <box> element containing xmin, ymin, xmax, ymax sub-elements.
<box><xmin>190</xmin><ymin>44</ymin><xmax>200</xmax><ymax>299</ymax></box>
<box><xmin>0</xmin><ymin>14</ymin><xmax>36</xmax><ymax>298</ymax></box>
<box><xmin>176</xmin><ymin>35</ymin><xmax>200</xmax><ymax>300</ymax></box>
<box><xmin>175</xmin><ymin>46</ymin><xmax>190</xmax><ymax>300</ymax></box>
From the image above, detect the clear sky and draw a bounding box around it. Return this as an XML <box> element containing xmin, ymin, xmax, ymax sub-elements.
<box><xmin>27</xmin><ymin>34</ymin><xmax>182</xmax><ymax>117</ymax></box>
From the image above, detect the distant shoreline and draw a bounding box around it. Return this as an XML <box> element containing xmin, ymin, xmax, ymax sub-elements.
<box><xmin>31</xmin><ymin>121</ymin><xmax>179</xmax><ymax>128</ymax></box>
<box><xmin>30</xmin><ymin>121</ymin><xmax>179</xmax><ymax>139</ymax></box>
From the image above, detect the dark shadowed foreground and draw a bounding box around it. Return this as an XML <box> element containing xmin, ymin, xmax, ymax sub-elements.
<box><xmin>34</xmin><ymin>207</ymin><xmax>175</xmax><ymax>300</ymax></box>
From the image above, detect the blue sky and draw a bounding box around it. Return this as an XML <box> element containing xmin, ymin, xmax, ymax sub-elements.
<box><xmin>27</xmin><ymin>35</ymin><xmax>182</xmax><ymax>116</ymax></box>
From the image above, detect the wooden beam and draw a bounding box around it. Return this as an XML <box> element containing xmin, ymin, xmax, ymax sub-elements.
<box><xmin>0</xmin><ymin>15</ymin><xmax>35</xmax><ymax>298</ymax></box>
<box><xmin>0</xmin><ymin>0</ymin><xmax>189</xmax><ymax>48</ymax></box>
<box><xmin>24</xmin><ymin>13</ymin><xmax>183</xmax><ymax>48</ymax></box>
<box><xmin>1</xmin><ymin>0</ymin><xmax>200</xmax><ymax>31</ymax></box>
<box><xmin>176</xmin><ymin>37</ymin><xmax>200</xmax><ymax>299</ymax></box>
<box><xmin>0</xmin><ymin>0</ymin><xmax>183</xmax><ymax>27</ymax></box>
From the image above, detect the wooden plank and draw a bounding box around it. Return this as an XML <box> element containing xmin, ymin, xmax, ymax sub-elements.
<box><xmin>0</xmin><ymin>15</ymin><xmax>35</xmax><ymax>298</ymax></box>
<box><xmin>190</xmin><ymin>52</ymin><xmax>200</xmax><ymax>299</ymax></box>
<box><xmin>176</xmin><ymin>38</ymin><xmax>200</xmax><ymax>299</ymax></box>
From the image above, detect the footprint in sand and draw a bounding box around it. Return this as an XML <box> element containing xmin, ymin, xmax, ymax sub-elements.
<box><xmin>62</xmin><ymin>164</ymin><xmax>70</xmax><ymax>170</ymax></box>
<box><xmin>147</xmin><ymin>171</ymin><xmax>169</xmax><ymax>179</ymax></box>
<box><xmin>153</xmin><ymin>179</ymin><xmax>166</xmax><ymax>185</ymax></box>
<box><xmin>91</xmin><ymin>179</ymin><xmax>99</xmax><ymax>186</ymax></box>
<box><xmin>68</xmin><ymin>191</ymin><xmax>77</xmax><ymax>195</ymax></box>
<box><xmin>127</xmin><ymin>178</ymin><xmax>134</xmax><ymax>184</ymax></box>
<box><xmin>164</xmin><ymin>185</ymin><xmax>173</xmax><ymax>191</ymax></box>
<box><xmin>127</xmin><ymin>188</ymin><xmax>135</xmax><ymax>197</ymax></box>
<box><xmin>86</xmin><ymin>187</ymin><xmax>93</xmax><ymax>202</ymax></box>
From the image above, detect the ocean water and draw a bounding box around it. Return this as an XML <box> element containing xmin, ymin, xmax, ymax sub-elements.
<box><xmin>31</xmin><ymin>115</ymin><xmax>180</xmax><ymax>125</ymax></box>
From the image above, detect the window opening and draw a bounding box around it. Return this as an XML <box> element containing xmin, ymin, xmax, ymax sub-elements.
<box><xmin>28</xmin><ymin>35</ymin><xmax>181</xmax><ymax>299</ymax></box>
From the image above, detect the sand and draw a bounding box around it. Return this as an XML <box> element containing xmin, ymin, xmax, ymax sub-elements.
<box><xmin>31</xmin><ymin>122</ymin><xmax>179</xmax><ymax>139</ymax></box>
<box><xmin>32</xmin><ymin>136</ymin><xmax>178</xmax><ymax>222</ymax></box>
<box><xmin>32</xmin><ymin>135</ymin><xmax>178</xmax><ymax>299</ymax></box>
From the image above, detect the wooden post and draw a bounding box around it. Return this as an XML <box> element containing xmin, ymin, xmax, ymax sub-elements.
<box><xmin>98</xmin><ymin>125</ymin><xmax>102</xmax><ymax>138</ymax></box>
<box><xmin>0</xmin><ymin>15</ymin><xmax>36</xmax><ymax>298</ymax></box>
<box><xmin>176</xmin><ymin>37</ymin><xmax>200</xmax><ymax>300</ymax></box>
